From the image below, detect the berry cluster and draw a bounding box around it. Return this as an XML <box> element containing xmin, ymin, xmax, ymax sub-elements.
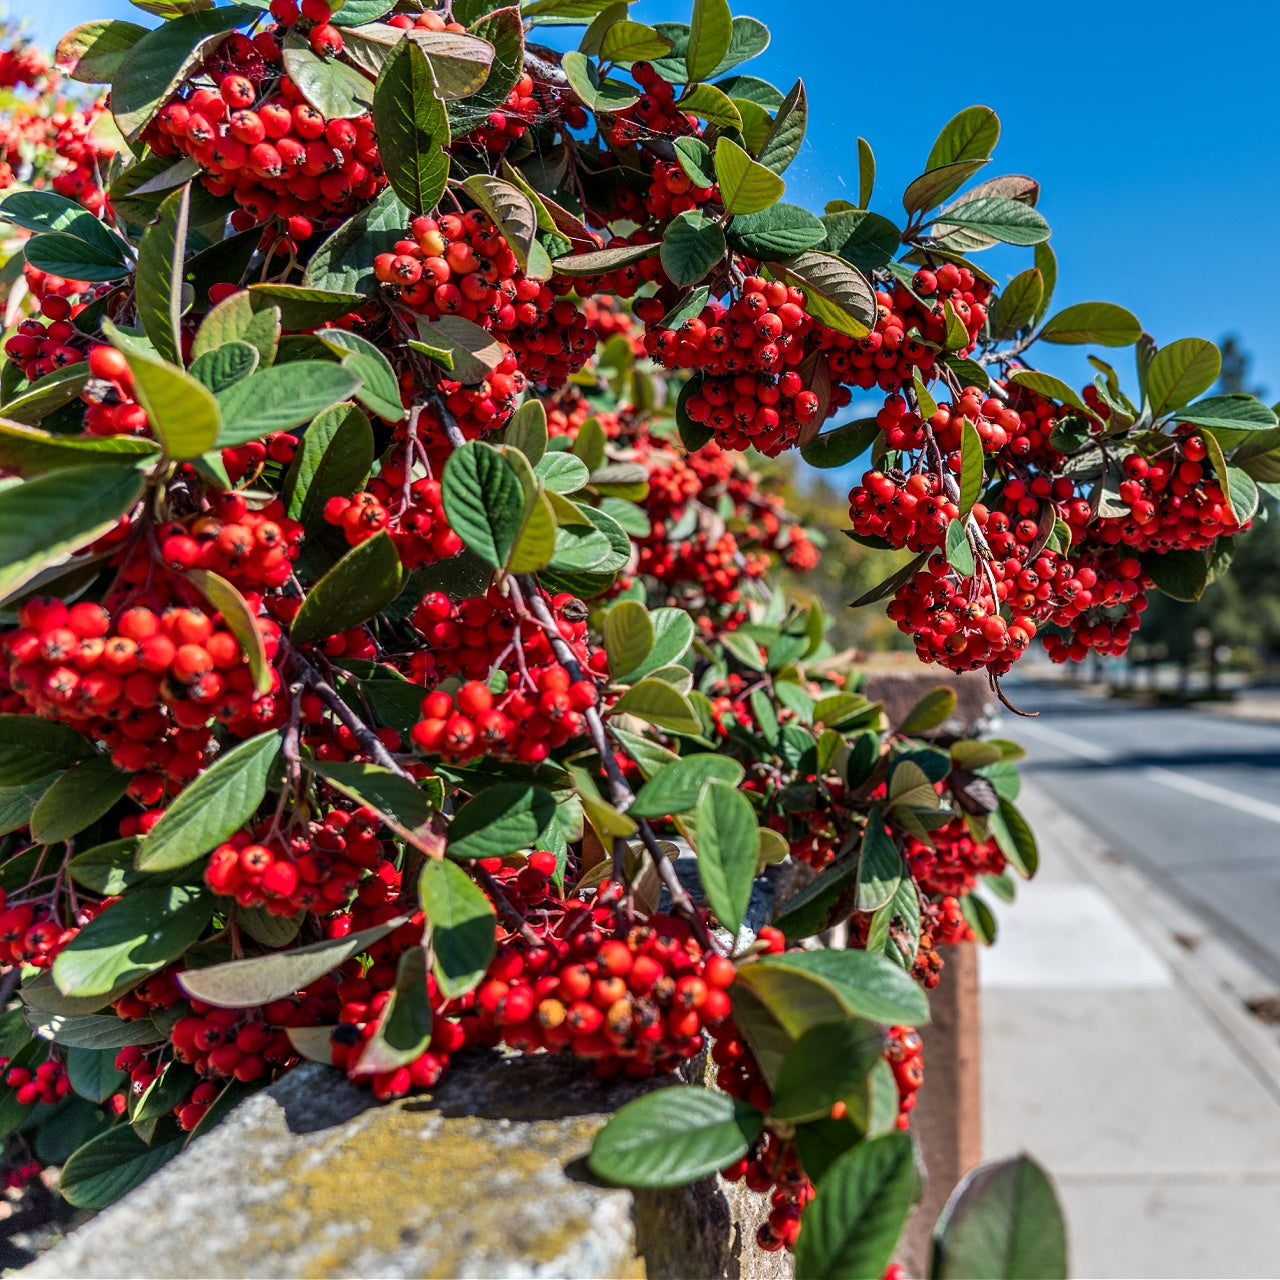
<box><xmin>849</xmin><ymin>470</ymin><xmax>961</xmax><ymax>553</ymax></box>
<box><xmin>905</xmin><ymin>818</ymin><xmax>1006</xmax><ymax>900</ymax></box>
<box><xmin>410</xmin><ymin>669</ymin><xmax>598</xmax><ymax>766</ymax></box>
<box><xmin>204</xmin><ymin>806</ymin><xmax>391</xmax><ymax>914</ymax></box>
<box><xmin>2</xmin><ymin>1058</ymin><xmax>70</xmax><ymax>1108</ymax></box>
<box><xmin>383</xmin><ymin>210</ymin><xmax>599</xmax><ymax>390</ymax></box>
<box><xmin>0</xmin><ymin>39</ymin><xmax>52</xmax><ymax>90</ymax></box>
<box><xmin>144</xmin><ymin>24</ymin><xmax>383</xmax><ymax>239</ymax></box>
<box><xmin>605</xmin><ymin>62</ymin><xmax>696</xmax><ymax>148</ymax></box>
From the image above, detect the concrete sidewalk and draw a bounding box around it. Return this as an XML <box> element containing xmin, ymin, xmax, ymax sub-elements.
<box><xmin>979</xmin><ymin>784</ymin><xmax>1280</xmax><ymax>1279</ymax></box>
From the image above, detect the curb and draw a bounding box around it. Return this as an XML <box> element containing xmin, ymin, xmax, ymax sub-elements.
<box><xmin>1017</xmin><ymin>782</ymin><xmax>1280</xmax><ymax>1105</ymax></box>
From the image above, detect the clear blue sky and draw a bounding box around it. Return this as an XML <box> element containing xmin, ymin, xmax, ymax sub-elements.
<box><xmin>31</xmin><ymin>0</ymin><xmax>1280</xmax><ymax>399</ymax></box>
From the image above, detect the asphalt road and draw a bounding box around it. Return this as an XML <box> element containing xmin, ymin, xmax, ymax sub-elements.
<box><xmin>998</xmin><ymin>675</ymin><xmax>1280</xmax><ymax>984</ymax></box>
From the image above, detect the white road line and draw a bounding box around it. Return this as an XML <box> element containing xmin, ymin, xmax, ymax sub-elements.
<box><xmin>1017</xmin><ymin>720</ymin><xmax>1280</xmax><ymax>826</ymax></box>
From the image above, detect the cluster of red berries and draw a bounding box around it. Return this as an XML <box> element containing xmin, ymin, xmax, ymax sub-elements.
<box><xmin>465</xmin><ymin>71</ymin><xmax>540</xmax><ymax>153</ymax></box>
<box><xmin>849</xmin><ymin>470</ymin><xmax>961</xmax><ymax>553</ymax></box>
<box><xmin>154</xmin><ymin>491</ymin><xmax>304</xmax><ymax>592</ymax></box>
<box><xmin>3</xmin><ymin>298</ymin><xmax>85</xmax><ymax>382</ymax></box>
<box><xmin>1095</xmin><ymin>438</ymin><xmax>1243</xmax><ymax>553</ymax></box>
<box><xmin>482</xmin><ymin>892</ymin><xmax>737</xmax><ymax>1076</ymax></box>
<box><xmin>410</xmin><ymin>668</ymin><xmax>598</xmax><ymax>766</ymax></box>
<box><xmin>2</xmin><ymin>1057</ymin><xmax>70</xmax><ymax>1108</ymax></box>
<box><xmin>144</xmin><ymin>25</ymin><xmax>383</xmax><ymax>238</ymax></box>
<box><xmin>638</xmin><ymin>277</ymin><xmax>829</xmax><ymax>455</ymax></box>
<box><xmin>383</xmin><ymin>210</ymin><xmax>599</xmax><ymax>391</ymax></box>
<box><xmin>408</xmin><ymin>587</ymin><xmax>601</xmax><ymax>684</ymax></box>
<box><xmin>1</xmin><ymin>596</ymin><xmax>281</xmax><ymax>797</ymax></box>
<box><xmin>0</xmin><ymin>887</ymin><xmax>82</xmax><ymax>968</ymax></box>
<box><xmin>324</xmin><ymin>477</ymin><xmax>462</xmax><ymax>566</ymax></box>
<box><xmin>204</xmin><ymin>806</ymin><xmax>392</xmax><ymax>915</ymax></box>
<box><xmin>605</xmin><ymin>62</ymin><xmax>696</xmax><ymax>148</ymax></box>
<box><xmin>615</xmin><ymin>157</ymin><xmax>718</xmax><ymax>223</ymax></box>
<box><xmin>0</xmin><ymin>39</ymin><xmax>52</xmax><ymax>90</ymax></box>
<box><xmin>0</xmin><ymin>100</ymin><xmax>112</xmax><ymax>214</ymax></box>
<box><xmin>906</xmin><ymin>818</ymin><xmax>1006</xmax><ymax>899</ymax></box>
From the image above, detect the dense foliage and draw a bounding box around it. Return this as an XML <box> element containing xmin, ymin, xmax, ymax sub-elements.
<box><xmin>0</xmin><ymin>0</ymin><xmax>1260</xmax><ymax>1268</ymax></box>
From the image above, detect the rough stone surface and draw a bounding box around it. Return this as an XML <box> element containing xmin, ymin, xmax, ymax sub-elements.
<box><xmin>862</xmin><ymin>666</ymin><xmax>995</xmax><ymax>736</ymax></box>
<box><xmin>22</xmin><ymin>1053</ymin><xmax>793</xmax><ymax>1280</ymax></box>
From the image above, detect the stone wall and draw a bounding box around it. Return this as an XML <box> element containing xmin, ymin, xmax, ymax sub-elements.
<box><xmin>25</xmin><ymin>1055</ymin><xmax>791</xmax><ymax>1280</ymax></box>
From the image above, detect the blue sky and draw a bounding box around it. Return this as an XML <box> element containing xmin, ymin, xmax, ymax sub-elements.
<box><xmin>30</xmin><ymin>0</ymin><xmax>1280</xmax><ymax>400</ymax></box>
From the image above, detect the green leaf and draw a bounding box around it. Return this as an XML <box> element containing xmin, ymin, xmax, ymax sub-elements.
<box><xmin>103</xmin><ymin>320</ymin><xmax>221</xmax><ymax>458</ymax></box>
<box><xmin>176</xmin><ymin>916</ymin><xmax>406</xmax><ymax>1008</ymax></box>
<box><xmin>629</xmin><ymin>754</ymin><xmax>745</xmax><ymax>820</ymax></box>
<box><xmin>677</xmin><ymin>83</ymin><xmax>741</xmax><ymax>131</ymax></box>
<box><xmin>987</xmin><ymin>797</ymin><xmax>1038</xmax><ymax>877</ymax></box>
<box><xmin>685</xmin><ymin>0</ymin><xmax>732</xmax><ymax>80</ymax></box>
<box><xmin>766</xmin><ymin>251</ymin><xmax>876</xmax><ymax>339</ymax></box>
<box><xmin>1147</xmin><ymin>547</ymin><xmax>1209</xmax><ymax>602</ymax></box>
<box><xmin>373</xmin><ymin>35</ymin><xmax>451</xmax><ymax>212</ymax></box>
<box><xmin>447</xmin><ymin>783</ymin><xmax>556</xmax><ymax>859</ymax></box>
<box><xmin>945</xmin><ymin>517</ymin><xmax>975</xmax><ymax>576</ymax></box>
<box><xmin>612</xmin><ymin>678</ymin><xmax>701</xmax><ymax>734</ymax></box>
<box><xmin>1009</xmin><ymin>369</ymin><xmax>1091</xmax><ymax>416</ymax></box>
<box><xmin>134</xmin><ymin>732</ymin><xmax>280</xmax><ymax>872</ymax></box>
<box><xmin>793</xmin><ymin>1132</ymin><xmax>916</xmax><ymax>1280</ymax></box>
<box><xmin>550</xmin><ymin>241</ymin><xmax>659</xmax><ymax>277</ymax></box>
<box><xmin>927</xmin><ymin>105</ymin><xmax>1000</xmax><ymax>169</ymax></box>
<box><xmin>56</xmin><ymin>19</ymin><xmax>149</xmax><ymax>83</ymax></box>
<box><xmin>343</xmin><ymin>25</ymin><xmax>495</xmax><ymax>98</ymax></box>
<box><xmin>112</xmin><ymin>7</ymin><xmax>254</xmax><ymax>139</ymax></box>
<box><xmin>1176</xmin><ymin>394</ymin><xmax>1278</xmax><ymax>432</ymax></box>
<box><xmin>714</xmin><ymin>136</ymin><xmax>785</xmax><ymax>215</ymax></box>
<box><xmin>447</xmin><ymin>6</ymin><xmax>525</xmax><ymax>134</ymax></box>
<box><xmin>215</xmin><ymin>362</ymin><xmax>361</xmax><ymax>447</ymax></box>
<box><xmin>65</xmin><ymin>1046</ymin><xmax>128</xmax><ymax>1104</ymax></box>
<box><xmin>757</xmin><ymin>79</ymin><xmax>806</xmax><ymax>174</ymax></box>
<box><xmin>600</xmin><ymin>18</ymin><xmax>672</xmax><ymax>62</ymax></box>
<box><xmin>504</xmin><ymin>399</ymin><xmax>548</xmax><ymax>465</ymax></box>
<box><xmin>820</xmin><ymin>209</ymin><xmax>900</xmax><ymax>273</ymax></box>
<box><xmin>714</xmin><ymin>73</ymin><xmax>782</xmax><ymax>107</ymax></box>
<box><xmin>856</xmin><ymin>137</ymin><xmax>875</xmax><ymax>208</ymax></box>
<box><xmin>1147</xmin><ymin>338</ymin><xmax>1222</xmax><ymax>418</ymax></box>
<box><xmin>1038</xmin><ymin>302</ymin><xmax>1142</xmax><ymax>347</ymax></box>
<box><xmin>0</xmin><ymin>715</ymin><xmax>93</xmax><ymax>787</ymax></box>
<box><xmin>0</xmin><ymin>463</ymin><xmax>145</xmax><ymax>603</ymax></box>
<box><xmin>60</xmin><ymin>1125</ymin><xmax>184</xmax><ymax>1209</ymax></box>
<box><xmin>135</xmin><ymin>184</ymin><xmax>189</xmax><ymax>366</ymax></box>
<box><xmin>758</xmin><ymin>949</ymin><xmax>929</xmax><ymax>1027</ymax></box>
<box><xmin>68</xmin><ymin>839</ymin><xmax>146</xmax><ymax>896</ymax></box>
<box><xmin>603</xmin><ymin>600</ymin><xmax>655</xmax><ymax>679</ymax></box>
<box><xmin>693</xmin><ymin>779</ymin><xmax>758</xmax><ymax>933</ymax></box>
<box><xmin>307</xmin><ymin>760</ymin><xmax>435</xmax><ymax>834</ymax></box>
<box><xmin>460</xmin><ymin>174</ymin><xmax>537</xmax><ymax>273</ymax></box>
<box><xmin>561</xmin><ymin>49</ymin><xmax>639</xmax><ymax>111</ymax></box>
<box><xmin>303</xmin><ymin>186</ymin><xmax>411</xmax><ymax>296</ymax></box>
<box><xmin>615</xmin><ymin>608</ymin><xmax>695</xmax><ymax>682</ymax></box>
<box><xmin>441</xmin><ymin>441</ymin><xmax>525</xmax><ymax>567</ymax></box>
<box><xmin>770</xmin><ymin>1018</ymin><xmax>885</xmax><ymax>1124</ymax></box>
<box><xmin>857</xmin><ymin>818</ymin><xmax>903</xmax><ymax>912</ymax></box>
<box><xmin>800</xmin><ymin>417</ymin><xmax>879</xmax><ymax>469</ymax></box>
<box><xmin>52</xmin><ymin>885</ymin><xmax>212</xmax><ymax>998</ymax></box>
<box><xmin>420</xmin><ymin>858</ymin><xmax>496</xmax><ymax>999</ymax></box>
<box><xmin>589</xmin><ymin>1086</ymin><xmax>763</xmax><ymax>1189</ymax></box>
<box><xmin>413</xmin><ymin>314</ymin><xmax>507</xmax><ymax>383</ymax></box>
<box><xmin>902</xmin><ymin>159</ymin><xmax>988</xmax><ymax>217</ymax></box>
<box><xmin>989</xmin><ymin>267</ymin><xmax>1043</xmax><ymax>340</ymax></box>
<box><xmin>506</xmin><ymin>486</ymin><xmax>557</xmax><ymax>573</ymax></box>
<box><xmin>930</xmin><ymin>195</ymin><xmax>1048</xmax><ymax>246</ymax></box>
<box><xmin>1</xmin><ymin>367</ymin><xmax>94</xmax><ymax>427</ymax></box>
<box><xmin>534</xmin><ymin>451</ymin><xmax>589</xmax><ymax>493</ymax></box>
<box><xmin>933</xmin><ymin>1155</ymin><xmax>1067</xmax><ymax>1280</ymax></box>
<box><xmin>282</xmin><ymin>30</ymin><xmax>376</xmax><ymax>119</ymax></box>
<box><xmin>23</xmin><ymin>230</ymin><xmax>129</xmax><ymax>281</ymax></box>
<box><xmin>660</xmin><ymin>210</ymin><xmax>726</xmax><ymax>286</ymax></box>
<box><xmin>29</xmin><ymin>755</ymin><xmax>130</xmax><ymax>845</ymax></box>
<box><xmin>899</xmin><ymin>686</ymin><xmax>958</xmax><ymax>736</ymax></box>
<box><xmin>189</xmin><ymin>341</ymin><xmax>259</xmax><ymax>393</ymax></box>
<box><xmin>353</xmin><ymin>944</ymin><xmax>435</xmax><ymax>1073</ymax></box>
<box><xmin>310</xmin><ymin>330</ymin><xmax>403</xmax><ymax>423</ymax></box>
<box><xmin>958</xmin><ymin>418</ymin><xmax>983</xmax><ymax>517</ymax></box>
<box><xmin>192</xmin><ymin>289</ymin><xmax>280</xmax><ymax>367</ymax></box>
<box><xmin>282</xmin><ymin>402</ymin><xmax>375</xmax><ymax>527</ymax></box>
<box><xmin>247</xmin><ymin>283</ymin><xmax>368</xmax><ymax>330</ymax></box>
<box><xmin>729</xmin><ymin>203</ymin><xmax>826</xmax><ymax>259</ymax></box>
<box><xmin>185</xmin><ymin>569</ymin><xmax>272</xmax><ymax>696</ymax></box>
<box><xmin>290</xmin><ymin>530</ymin><xmax>403</xmax><ymax>646</ymax></box>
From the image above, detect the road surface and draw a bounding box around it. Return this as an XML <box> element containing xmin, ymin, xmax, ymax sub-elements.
<box><xmin>998</xmin><ymin>675</ymin><xmax>1280</xmax><ymax>984</ymax></box>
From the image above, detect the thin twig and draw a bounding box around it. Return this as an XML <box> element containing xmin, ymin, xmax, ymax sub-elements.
<box><xmin>472</xmin><ymin>863</ymin><xmax>542</xmax><ymax>947</ymax></box>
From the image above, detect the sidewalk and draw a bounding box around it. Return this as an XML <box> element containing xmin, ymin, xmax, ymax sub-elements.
<box><xmin>979</xmin><ymin>784</ymin><xmax>1280</xmax><ymax>1279</ymax></box>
